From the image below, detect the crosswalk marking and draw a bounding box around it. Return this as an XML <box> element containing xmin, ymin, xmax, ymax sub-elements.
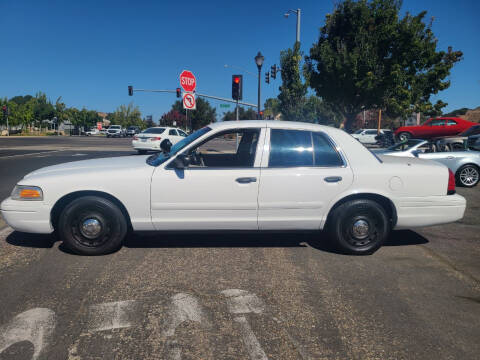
<box><xmin>87</xmin><ymin>300</ymin><xmax>138</xmax><ymax>332</ymax></box>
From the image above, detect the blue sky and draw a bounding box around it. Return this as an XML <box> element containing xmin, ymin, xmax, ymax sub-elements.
<box><xmin>0</xmin><ymin>0</ymin><xmax>479</xmax><ymax>122</ymax></box>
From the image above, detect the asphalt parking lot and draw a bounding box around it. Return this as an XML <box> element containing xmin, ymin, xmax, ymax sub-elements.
<box><xmin>0</xmin><ymin>136</ymin><xmax>479</xmax><ymax>360</ymax></box>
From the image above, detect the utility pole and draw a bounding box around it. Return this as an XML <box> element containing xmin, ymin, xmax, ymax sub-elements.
<box><xmin>284</xmin><ymin>9</ymin><xmax>301</xmax><ymax>43</ymax></box>
<box><xmin>254</xmin><ymin>52</ymin><xmax>265</xmax><ymax>119</ymax></box>
<box><xmin>236</xmin><ymin>98</ymin><xmax>239</xmax><ymax>148</ymax></box>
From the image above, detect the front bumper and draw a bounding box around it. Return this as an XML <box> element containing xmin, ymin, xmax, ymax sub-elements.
<box><xmin>393</xmin><ymin>194</ymin><xmax>466</xmax><ymax>229</ymax></box>
<box><xmin>0</xmin><ymin>197</ymin><xmax>53</xmax><ymax>233</ymax></box>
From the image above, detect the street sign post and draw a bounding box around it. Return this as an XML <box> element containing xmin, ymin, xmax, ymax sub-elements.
<box><xmin>179</xmin><ymin>70</ymin><xmax>196</xmax><ymax>93</ymax></box>
<box><xmin>183</xmin><ymin>93</ymin><xmax>196</xmax><ymax>110</ymax></box>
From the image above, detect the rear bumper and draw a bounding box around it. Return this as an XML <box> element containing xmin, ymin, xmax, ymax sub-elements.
<box><xmin>132</xmin><ymin>139</ymin><xmax>161</xmax><ymax>150</ymax></box>
<box><xmin>393</xmin><ymin>194</ymin><xmax>466</xmax><ymax>229</ymax></box>
<box><xmin>0</xmin><ymin>197</ymin><xmax>53</xmax><ymax>233</ymax></box>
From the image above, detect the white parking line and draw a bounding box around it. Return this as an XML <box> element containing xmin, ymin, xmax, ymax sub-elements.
<box><xmin>163</xmin><ymin>293</ymin><xmax>210</xmax><ymax>337</ymax></box>
<box><xmin>221</xmin><ymin>289</ymin><xmax>268</xmax><ymax>360</ymax></box>
<box><xmin>0</xmin><ymin>227</ymin><xmax>13</xmax><ymax>238</ymax></box>
<box><xmin>0</xmin><ymin>308</ymin><xmax>56</xmax><ymax>360</ymax></box>
<box><xmin>0</xmin><ymin>150</ymin><xmax>65</xmax><ymax>159</ymax></box>
<box><xmin>87</xmin><ymin>300</ymin><xmax>138</xmax><ymax>332</ymax></box>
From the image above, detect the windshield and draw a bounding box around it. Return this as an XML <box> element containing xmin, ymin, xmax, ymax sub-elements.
<box><xmin>146</xmin><ymin>127</ymin><xmax>212</xmax><ymax>166</ymax></box>
<box><xmin>387</xmin><ymin>139</ymin><xmax>424</xmax><ymax>151</ymax></box>
<box><xmin>353</xmin><ymin>129</ymin><xmax>363</xmax><ymax>134</ymax></box>
<box><xmin>110</xmin><ymin>125</ymin><xmax>120</xmax><ymax>129</ymax></box>
<box><xmin>143</xmin><ymin>128</ymin><xmax>165</xmax><ymax>134</ymax></box>
<box><xmin>460</xmin><ymin>125</ymin><xmax>480</xmax><ymax>137</ymax></box>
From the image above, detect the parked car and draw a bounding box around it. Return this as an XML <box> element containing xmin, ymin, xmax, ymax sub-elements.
<box><xmin>132</xmin><ymin>127</ymin><xmax>188</xmax><ymax>154</ymax></box>
<box><xmin>1</xmin><ymin>121</ymin><xmax>465</xmax><ymax>256</ymax></box>
<box><xmin>351</xmin><ymin>129</ymin><xmax>393</xmax><ymax>144</ymax></box>
<box><xmin>100</xmin><ymin>128</ymin><xmax>108</xmax><ymax>135</ymax></box>
<box><xmin>372</xmin><ymin>139</ymin><xmax>435</xmax><ymax>157</ymax></box>
<box><xmin>85</xmin><ymin>128</ymin><xmax>100</xmax><ymax>136</ymax></box>
<box><xmin>106</xmin><ymin>125</ymin><xmax>125</xmax><ymax>137</ymax></box>
<box><xmin>376</xmin><ymin>139</ymin><xmax>480</xmax><ymax>187</ymax></box>
<box><xmin>126</xmin><ymin>126</ymin><xmax>141</xmax><ymax>137</ymax></box>
<box><xmin>468</xmin><ymin>134</ymin><xmax>480</xmax><ymax>151</ymax></box>
<box><xmin>435</xmin><ymin>124</ymin><xmax>480</xmax><ymax>151</ymax></box>
<box><xmin>394</xmin><ymin>117</ymin><xmax>476</xmax><ymax>141</ymax></box>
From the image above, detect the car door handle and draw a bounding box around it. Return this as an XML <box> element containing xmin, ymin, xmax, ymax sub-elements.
<box><xmin>236</xmin><ymin>177</ymin><xmax>257</xmax><ymax>184</ymax></box>
<box><xmin>324</xmin><ymin>176</ymin><xmax>342</xmax><ymax>183</ymax></box>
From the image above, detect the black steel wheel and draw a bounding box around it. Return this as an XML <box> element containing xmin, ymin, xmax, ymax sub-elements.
<box><xmin>327</xmin><ymin>199</ymin><xmax>390</xmax><ymax>255</ymax></box>
<box><xmin>58</xmin><ymin>196</ymin><xmax>127</xmax><ymax>255</ymax></box>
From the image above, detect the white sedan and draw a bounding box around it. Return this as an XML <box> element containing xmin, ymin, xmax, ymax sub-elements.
<box><xmin>132</xmin><ymin>127</ymin><xmax>188</xmax><ymax>154</ymax></box>
<box><xmin>1</xmin><ymin>121</ymin><xmax>466</xmax><ymax>255</ymax></box>
<box><xmin>352</xmin><ymin>128</ymin><xmax>392</xmax><ymax>144</ymax></box>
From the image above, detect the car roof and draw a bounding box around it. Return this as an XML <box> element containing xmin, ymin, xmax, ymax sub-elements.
<box><xmin>208</xmin><ymin>120</ymin><xmax>338</xmax><ymax>132</ymax></box>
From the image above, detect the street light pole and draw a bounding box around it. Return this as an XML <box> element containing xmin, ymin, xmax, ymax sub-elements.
<box><xmin>254</xmin><ymin>52</ymin><xmax>264</xmax><ymax>119</ymax></box>
<box><xmin>284</xmin><ymin>8</ymin><xmax>301</xmax><ymax>43</ymax></box>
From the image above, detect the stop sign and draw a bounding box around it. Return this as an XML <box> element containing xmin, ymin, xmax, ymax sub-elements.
<box><xmin>179</xmin><ymin>70</ymin><xmax>196</xmax><ymax>92</ymax></box>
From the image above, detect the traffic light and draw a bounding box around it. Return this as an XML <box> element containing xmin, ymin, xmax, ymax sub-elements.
<box><xmin>2</xmin><ymin>105</ymin><xmax>7</xmax><ymax>116</ymax></box>
<box><xmin>271</xmin><ymin>64</ymin><xmax>277</xmax><ymax>79</ymax></box>
<box><xmin>232</xmin><ymin>75</ymin><xmax>243</xmax><ymax>101</ymax></box>
<box><xmin>265</xmin><ymin>72</ymin><xmax>270</xmax><ymax>84</ymax></box>
<box><xmin>176</xmin><ymin>88</ymin><xmax>181</xmax><ymax>98</ymax></box>
<box><xmin>259</xmin><ymin>111</ymin><xmax>264</xmax><ymax>119</ymax></box>
<box><xmin>128</xmin><ymin>85</ymin><xmax>133</xmax><ymax>96</ymax></box>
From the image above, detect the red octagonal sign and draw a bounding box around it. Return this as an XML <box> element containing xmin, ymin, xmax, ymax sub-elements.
<box><xmin>179</xmin><ymin>70</ymin><xmax>196</xmax><ymax>92</ymax></box>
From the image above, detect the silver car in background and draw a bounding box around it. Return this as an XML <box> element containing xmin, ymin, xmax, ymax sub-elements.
<box><xmin>374</xmin><ymin>139</ymin><xmax>480</xmax><ymax>187</ymax></box>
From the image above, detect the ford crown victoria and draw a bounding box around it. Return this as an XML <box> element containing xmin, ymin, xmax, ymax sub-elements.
<box><xmin>1</xmin><ymin>121</ymin><xmax>466</xmax><ymax>255</ymax></box>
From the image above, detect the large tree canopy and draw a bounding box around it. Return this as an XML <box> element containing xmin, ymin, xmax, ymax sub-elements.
<box><xmin>306</xmin><ymin>0</ymin><xmax>462</xmax><ymax>130</ymax></box>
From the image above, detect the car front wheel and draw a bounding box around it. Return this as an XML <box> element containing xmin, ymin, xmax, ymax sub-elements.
<box><xmin>58</xmin><ymin>196</ymin><xmax>127</xmax><ymax>255</ymax></box>
<box><xmin>327</xmin><ymin>199</ymin><xmax>390</xmax><ymax>255</ymax></box>
<box><xmin>456</xmin><ymin>164</ymin><xmax>479</xmax><ymax>187</ymax></box>
<box><xmin>397</xmin><ymin>132</ymin><xmax>411</xmax><ymax>142</ymax></box>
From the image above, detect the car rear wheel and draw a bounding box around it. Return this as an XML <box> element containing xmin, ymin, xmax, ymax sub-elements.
<box><xmin>397</xmin><ymin>132</ymin><xmax>411</xmax><ymax>142</ymax></box>
<box><xmin>456</xmin><ymin>164</ymin><xmax>479</xmax><ymax>187</ymax></box>
<box><xmin>327</xmin><ymin>199</ymin><xmax>390</xmax><ymax>255</ymax></box>
<box><xmin>58</xmin><ymin>196</ymin><xmax>127</xmax><ymax>255</ymax></box>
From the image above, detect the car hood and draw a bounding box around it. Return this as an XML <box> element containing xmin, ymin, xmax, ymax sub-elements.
<box><xmin>23</xmin><ymin>155</ymin><xmax>150</xmax><ymax>179</ymax></box>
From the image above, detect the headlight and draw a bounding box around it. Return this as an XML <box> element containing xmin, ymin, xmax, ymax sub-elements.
<box><xmin>11</xmin><ymin>185</ymin><xmax>44</xmax><ymax>201</ymax></box>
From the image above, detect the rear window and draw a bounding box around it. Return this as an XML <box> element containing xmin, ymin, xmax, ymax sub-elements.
<box><xmin>143</xmin><ymin>128</ymin><xmax>165</xmax><ymax>134</ymax></box>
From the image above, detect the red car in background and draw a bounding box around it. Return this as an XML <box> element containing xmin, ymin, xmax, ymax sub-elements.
<box><xmin>394</xmin><ymin>117</ymin><xmax>477</xmax><ymax>141</ymax></box>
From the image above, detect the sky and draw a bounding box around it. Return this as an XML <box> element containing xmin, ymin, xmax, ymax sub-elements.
<box><xmin>1</xmin><ymin>0</ymin><xmax>479</xmax><ymax>123</ymax></box>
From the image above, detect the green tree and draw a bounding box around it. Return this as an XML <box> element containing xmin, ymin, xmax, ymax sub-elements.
<box><xmin>221</xmin><ymin>106</ymin><xmax>257</xmax><ymax>121</ymax></box>
<box><xmin>109</xmin><ymin>103</ymin><xmax>143</xmax><ymax>127</ymax></box>
<box><xmin>263</xmin><ymin>98</ymin><xmax>281</xmax><ymax>119</ymax></box>
<box><xmin>278</xmin><ymin>42</ymin><xmax>308</xmax><ymax>121</ymax></box>
<box><xmin>171</xmin><ymin>98</ymin><xmax>216</xmax><ymax>130</ymax></box>
<box><xmin>306</xmin><ymin>0</ymin><xmax>462</xmax><ymax>130</ymax></box>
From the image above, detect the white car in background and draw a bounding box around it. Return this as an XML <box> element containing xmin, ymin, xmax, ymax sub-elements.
<box><xmin>352</xmin><ymin>129</ymin><xmax>392</xmax><ymax>144</ymax></box>
<box><xmin>85</xmin><ymin>128</ymin><xmax>100</xmax><ymax>136</ymax></box>
<box><xmin>132</xmin><ymin>127</ymin><xmax>188</xmax><ymax>154</ymax></box>
<box><xmin>1</xmin><ymin>121</ymin><xmax>466</xmax><ymax>256</ymax></box>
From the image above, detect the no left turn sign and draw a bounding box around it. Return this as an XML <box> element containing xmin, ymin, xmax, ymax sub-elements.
<box><xmin>183</xmin><ymin>93</ymin><xmax>196</xmax><ymax>110</ymax></box>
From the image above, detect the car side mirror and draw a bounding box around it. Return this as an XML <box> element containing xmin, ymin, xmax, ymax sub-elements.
<box><xmin>160</xmin><ymin>139</ymin><xmax>172</xmax><ymax>153</ymax></box>
<box><xmin>173</xmin><ymin>154</ymin><xmax>190</xmax><ymax>169</ymax></box>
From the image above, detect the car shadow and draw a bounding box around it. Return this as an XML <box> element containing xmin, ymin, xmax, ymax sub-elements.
<box><xmin>6</xmin><ymin>231</ymin><xmax>57</xmax><ymax>248</ymax></box>
<box><xmin>5</xmin><ymin>229</ymin><xmax>429</xmax><ymax>255</ymax></box>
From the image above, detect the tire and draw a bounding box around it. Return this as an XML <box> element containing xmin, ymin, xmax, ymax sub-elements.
<box><xmin>397</xmin><ymin>132</ymin><xmax>411</xmax><ymax>142</ymax></box>
<box><xmin>137</xmin><ymin>150</ymin><xmax>147</xmax><ymax>155</ymax></box>
<box><xmin>57</xmin><ymin>196</ymin><xmax>127</xmax><ymax>255</ymax></box>
<box><xmin>327</xmin><ymin>199</ymin><xmax>390</xmax><ymax>255</ymax></box>
<box><xmin>456</xmin><ymin>164</ymin><xmax>479</xmax><ymax>188</ymax></box>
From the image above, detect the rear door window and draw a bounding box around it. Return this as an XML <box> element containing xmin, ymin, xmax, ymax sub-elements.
<box><xmin>269</xmin><ymin>129</ymin><xmax>313</xmax><ymax>167</ymax></box>
<box><xmin>312</xmin><ymin>132</ymin><xmax>344</xmax><ymax>167</ymax></box>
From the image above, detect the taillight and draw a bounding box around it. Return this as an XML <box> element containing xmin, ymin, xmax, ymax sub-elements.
<box><xmin>447</xmin><ymin>169</ymin><xmax>455</xmax><ymax>195</ymax></box>
<box><xmin>149</xmin><ymin>137</ymin><xmax>162</xmax><ymax>141</ymax></box>
<box><xmin>133</xmin><ymin>135</ymin><xmax>138</xmax><ymax>140</ymax></box>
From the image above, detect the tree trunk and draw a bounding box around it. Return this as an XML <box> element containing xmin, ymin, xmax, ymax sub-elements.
<box><xmin>342</xmin><ymin>113</ymin><xmax>358</xmax><ymax>132</ymax></box>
